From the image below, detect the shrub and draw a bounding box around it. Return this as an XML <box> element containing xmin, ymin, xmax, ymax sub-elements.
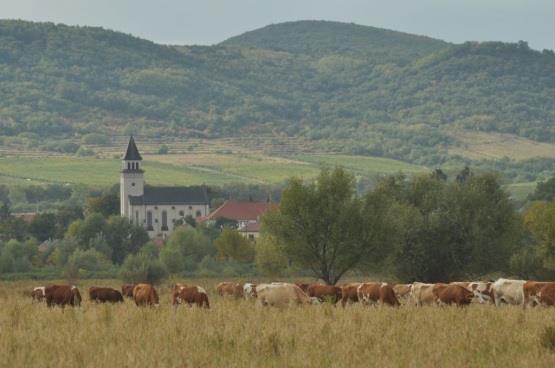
<box><xmin>119</xmin><ymin>253</ymin><xmax>168</xmax><ymax>284</ymax></box>
<box><xmin>540</xmin><ymin>326</ymin><xmax>555</xmax><ymax>352</ymax></box>
<box><xmin>158</xmin><ymin>145</ymin><xmax>169</xmax><ymax>154</ymax></box>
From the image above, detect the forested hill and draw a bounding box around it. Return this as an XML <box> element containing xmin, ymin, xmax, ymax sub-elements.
<box><xmin>1</xmin><ymin>19</ymin><xmax>555</xmax><ymax>170</ymax></box>
<box><xmin>220</xmin><ymin>20</ymin><xmax>448</xmax><ymax>62</ymax></box>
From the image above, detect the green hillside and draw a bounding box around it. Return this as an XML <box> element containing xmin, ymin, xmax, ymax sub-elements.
<box><xmin>1</xmin><ymin>19</ymin><xmax>555</xmax><ymax>181</ymax></box>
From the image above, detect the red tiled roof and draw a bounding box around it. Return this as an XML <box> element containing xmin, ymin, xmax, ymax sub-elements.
<box><xmin>201</xmin><ymin>200</ymin><xmax>276</xmax><ymax>222</ymax></box>
<box><xmin>238</xmin><ymin>222</ymin><xmax>261</xmax><ymax>233</ymax></box>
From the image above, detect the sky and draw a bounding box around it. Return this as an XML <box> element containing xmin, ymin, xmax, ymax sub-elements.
<box><xmin>1</xmin><ymin>0</ymin><xmax>554</xmax><ymax>50</ymax></box>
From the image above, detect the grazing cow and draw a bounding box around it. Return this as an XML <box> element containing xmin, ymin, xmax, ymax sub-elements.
<box><xmin>467</xmin><ymin>281</ymin><xmax>496</xmax><ymax>304</ymax></box>
<box><xmin>306</xmin><ymin>284</ymin><xmax>342</xmax><ymax>304</ymax></box>
<box><xmin>121</xmin><ymin>284</ymin><xmax>136</xmax><ymax>298</ymax></box>
<box><xmin>89</xmin><ymin>287</ymin><xmax>124</xmax><ymax>303</ymax></box>
<box><xmin>31</xmin><ymin>286</ymin><xmax>46</xmax><ymax>303</ymax></box>
<box><xmin>340</xmin><ymin>283</ymin><xmax>362</xmax><ymax>307</ymax></box>
<box><xmin>392</xmin><ymin>284</ymin><xmax>412</xmax><ymax>304</ymax></box>
<box><xmin>256</xmin><ymin>283</ymin><xmax>320</xmax><ymax>307</ymax></box>
<box><xmin>492</xmin><ymin>278</ymin><xmax>526</xmax><ymax>306</ymax></box>
<box><xmin>45</xmin><ymin>285</ymin><xmax>82</xmax><ymax>308</ymax></box>
<box><xmin>176</xmin><ymin>286</ymin><xmax>210</xmax><ymax>308</ymax></box>
<box><xmin>410</xmin><ymin>282</ymin><xmax>436</xmax><ymax>306</ymax></box>
<box><xmin>171</xmin><ymin>283</ymin><xmax>191</xmax><ymax>305</ymax></box>
<box><xmin>216</xmin><ymin>282</ymin><xmax>244</xmax><ymax>298</ymax></box>
<box><xmin>133</xmin><ymin>284</ymin><xmax>159</xmax><ymax>307</ymax></box>
<box><xmin>434</xmin><ymin>284</ymin><xmax>474</xmax><ymax>306</ymax></box>
<box><xmin>357</xmin><ymin>283</ymin><xmax>400</xmax><ymax>307</ymax></box>
<box><xmin>523</xmin><ymin>281</ymin><xmax>552</xmax><ymax>308</ymax></box>
<box><xmin>243</xmin><ymin>283</ymin><xmax>258</xmax><ymax>299</ymax></box>
<box><xmin>295</xmin><ymin>283</ymin><xmax>310</xmax><ymax>293</ymax></box>
<box><xmin>537</xmin><ymin>284</ymin><xmax>555</xmax><ymax>306</ymax></box>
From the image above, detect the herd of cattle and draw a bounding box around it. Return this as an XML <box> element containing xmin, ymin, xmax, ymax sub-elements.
<box><xmin>28</xmin><ymin>278</ymin><xmax>555</xmax><ymax>309</ymax></box>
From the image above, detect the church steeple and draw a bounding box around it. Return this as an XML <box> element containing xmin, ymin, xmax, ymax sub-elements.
<box><xmin>123</xmin><ymin>135</ymin><xmax>142</xmax><ymax>161</ymax></box>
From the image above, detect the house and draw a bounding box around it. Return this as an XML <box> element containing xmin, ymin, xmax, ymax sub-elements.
<box><xmin>120</xmin><ymin>136</ymin><xmax>210</xmax><ymax>238</ymax></box>
<box><xmin>200</xmin><ymin>200</ymin><xmax>275</xmax><ymax>240</ymax></box>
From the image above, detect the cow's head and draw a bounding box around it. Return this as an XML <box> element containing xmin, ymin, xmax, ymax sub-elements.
<box><xmin>309</xmin><ymin>297</ymin><xmax>322</xmax><ymax>305</ymax></box>
<box><xmin>243</xmin><ymin>283</ymin><xmax>257</xmax><ymax>298</ymax></box>
<box><xmin>71</xmin><ymin>286</ymin><xmax>82</xmax><ymax>307</ymax></box>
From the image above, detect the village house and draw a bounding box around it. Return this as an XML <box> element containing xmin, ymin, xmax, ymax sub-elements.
<box><xmin>199</xmin><ymin>200</ymin><xmax>275</xmax><ymax>240</ymax></box>
<box><xmin>120</xmin><ymin>136</ymin><xmax>210</xmax><ymax>238</ymax></box>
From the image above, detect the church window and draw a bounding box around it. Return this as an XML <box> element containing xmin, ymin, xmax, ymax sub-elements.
<box><xmin>127</xmin><ymin>162</ymin><xmax>131</xmax><ymax>170</ymax></box>
<box><xmin>188</xmin><ymin>206</ymin><xmax>193</xmax><ymax>210</ymax></box>
<box><xmin>196</xmin><ymin>210</ymin><xmax>202</xmax><ymax>217</ymax></box>
<box><xmin>131</xmin><ymin>182</ymin><xmax>135</xmax><ymax>187</ymax></box>
<box><xmin>147</xmin><ymin>211</ymin><xmax>153</xmax><ymax>230</ymax></box>
<box><xmin>171</xmin><ymin>206</ymin><xmax>175</xmax><ymax>210</ymax></box>
<box><xmin>135</xmin><ymin>211</ymin><xmax>139</xmax><ymax>224</ymax></box>
<box><xmin>161</xmin><ymin>211</ymin><xmax>168</xmax><ymax>231</ymax></box>
<box><xmin>179</xmin><ymin>210</ymin><xmax>184</xmax><ymax>217</ymax></box>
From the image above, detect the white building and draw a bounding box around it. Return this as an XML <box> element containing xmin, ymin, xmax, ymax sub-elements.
<box><xmin>120</xmin><ymin>136</ymin><xmax>210</xmax><ymax>238</ymax></box>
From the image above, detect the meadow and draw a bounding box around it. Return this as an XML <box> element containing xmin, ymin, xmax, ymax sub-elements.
<box><xmin>1</xmin><ymin>278</ymin><xmax>555</xmax><ymax>367</ymax></box>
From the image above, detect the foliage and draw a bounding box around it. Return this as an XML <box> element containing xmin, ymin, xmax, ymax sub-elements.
<box><xmin>64</xmin><ymin>248</ymin><xmax>111</xmax><ymax>279</ymax></box>
<box><xmin>85</xmin><ymin>193</ymin><xmax>119</xmax><ymax>217</ymax></box>
<box><xmin>523</xmin><ymin>201</ymin><xmax>555</xmax><ymax>274</ymax></box>
<box><xmin>254</xmin><ymin>234</ymin><xmax>289</xmax><ymax>276</ymax></box>
<box><xmin>160</xmin><ymin>227</ymin><xmax>215</xmax><ymax>273</ymax></box>
<box><xmin>529</xmin><ymin>177</ymin><xmax>555</xmax><ymax>201</ymax></box>
<box><xmin>119</xmin><ymin>252</ymin><xmax>168</xmax><ymax>284</ymax></box>
<box><xmin>214</xmin><ymin>228</ymin><xmax>255</xmax><ymax>263</ymax></box>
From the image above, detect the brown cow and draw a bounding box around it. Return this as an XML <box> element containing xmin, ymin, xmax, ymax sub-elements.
<box><xmin>133</xmin><ymin>284</ymin><xmax>159</xmax><ymax>307</ymax></box>
<box><xmin>45</xmin><ymin>285</ymin><xmax>82</xmax><ymax>308</ymax></box>
<box><xmin>434</xmin><ymin>284</ymin><xmax>474</xmax><ymax>306</ymax></box>
<box><xmin>295</xmin><ymin>283</ymin><xmax>310</xmax><ymax>293</ymax></box>
<box><xmin>121</xmin><ymin>284</ymin><xmax>136</xmax><ymax>298</ymax></box>
<box><xmin>307</xmin><ymin>284</ymin><xmax>342</xmax><ymax>304</ymax></box>
<box><xmin>357</xmin><ymin>282</ymin><xmax>400</xmax><ymax>307</ymax></box>
<box><xmin>216</xmin><ymin>282</ymin><xmax>244</xmax><ymax>298</ymax></box>
<box><xmin>31</xmin><ymin>286</ymin><xmax>46</xmax><ymax>303</ymax></box>
<box><xmin>171</xmin><ymin>283</ymin><xmax>191</xmax><ymax>305</ymax></box>
<box><xmin>341</xmin><ymin>283</ymin><xmax>362</xmax><ymax>307</ymax></box>
<box><xmin>523</xmin><ymin>281</ymin><xmax>552</xmax><ymax>308</ymax></box>
<box><xmin>176</xmin><ymin>286</ymin><xmax>210</xmax><ymax>308</ymax></box>
<box><xmin>89</xmin><ymin>287</ymin><xmax>124</xmax><ymax>303</ymax></box>
<box><xmin>392</xmin><ymin>284</ymin><xmax>412</xmax><ymax>304</ymax></box>
<box><xmin>537</xmin><ymin>283</ymin><xmax>555</xmax><ymax>306</ymax></box>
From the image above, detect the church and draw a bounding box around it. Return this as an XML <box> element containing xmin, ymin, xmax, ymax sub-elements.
<box><xmin>120</xmin><ymin>136</ymin><xmax>210</xmax><ymax>238</ymax></box>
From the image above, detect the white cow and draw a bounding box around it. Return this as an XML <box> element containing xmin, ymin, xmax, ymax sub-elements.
<box><xmin>492</xmin><ymin>278</ymin><xmax>525</xmax><ymax>306</ymax></box>
<box><xmin>243</xmin><ymin>283</ymin><xmax>257</xmax><ymax>299</ymax></box>
<box><xmin>410</xmin><ymin>282</ymin><xmax>435</xmax><ymax>306</ymax></box>
<box><xmin>256</xmin><ymin>283</ymin><xmax>320</xmax><ymax>307</ymax></box>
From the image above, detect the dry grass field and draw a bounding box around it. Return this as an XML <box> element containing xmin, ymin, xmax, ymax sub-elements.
<box><xmin>1</xmin><ymin>279</ymin><xmax>555</xmax><ymax>367</ymax></box>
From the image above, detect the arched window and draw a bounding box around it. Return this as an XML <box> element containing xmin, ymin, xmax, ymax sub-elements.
<box><xmin>161</xmin><ymin>211</ymin><xmax>168</xmax><ymax>231</ymax></box>
<box><xmin>127</xmin><ymin>162</ymin><xmax>131</xmax><ymax>170</ymax></box>
<box><xmin>146</xmin><ymin>211</ymin><xmax>153</xmax><ymax>230</ymax></box>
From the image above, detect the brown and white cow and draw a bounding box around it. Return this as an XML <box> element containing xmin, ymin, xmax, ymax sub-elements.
<box><xmin>31</xmin><ymin>286</ymin><xmax>46</xmax><ymax>303</ymax></box>
<box><xmin>392</xmin><ymin>284</ymin><xmax>412</xmax><ymax>305</ymax></box>
<box><xmin>357</xmin><ymin>282</ymin><xmax>400</xmax><ymax>307</ymax></box>
<box><xmin>340</xmin><ymin>282</ymin><xmax>362</xmax><ymax>307</ymax></box>
<box><xmin>256</xmin><ymin>283</ymin><xmax>320</xmax><ymax>307</ymax></box>
<box><xmin>89</xmin><ymin>287</ymin><xmax>124</xmax><ymax>303</ymax></box>
<box><xmin>306</xmin><ymin>284</ymin><xmax>342</xmax><ymax>304</ymax></box>
<box><xmin>45</xmin><ymin>285</ymin><xmax>82</xmax><ymax>308</ymax></box>
<box><xmin>171</xmin><ymin>283</ymin><xmax>191</xmax><ymax>305</ymax></box>
<box><xmin>492</xmin><ymin>278</ymin><xmax>526</xmax><ymax>306</ymax></box>
<box><xmin>410</xmin><ymin>282</ymin><xmax>436</xmax><ymax>306</ymax></box>
<box><xmin>537</xmin><ymin>283</ymin><xmax>555</xmax><ymax>306</ymax></box>
<box><xmin>433</xmin><ymin>284</ymin><xmax>474</xmax><ymax>307</ymax></box>
<box><xmin>216</xmin><ymin>282</ymin><xmax>243</xmax><ymax>298</ymax></box>
<box><xmin>467</xmin><ymin>281</ymin><xmax>496</xmax><ymax>304</ymax></box>
<box><xmin>121</xmin><ymin>284</ymin><xmax>136</xmax><ymax>298</ymax></box>
<box><xmin>295</xmin><ymin>283</ymin><xmax>310</xmax><ymax>293</ymax></box>
<box><xmin>523</xmin><ymin>281</ymin><xmax>553</xmax><ymax>308</ymax></box>
<box><xmin>243</xmin><ymin>283</ymin><xmax>258</xmax><ymax>299</ymax></box>
<box><xmin>176</xmin><ymin>286</ymin><xmax>210</xmax><ymax>308</ymax></box>
<box><xmin>133</xmin><ymin>284</ymin><xmax>159</xmax><ymax>307</ymax></box>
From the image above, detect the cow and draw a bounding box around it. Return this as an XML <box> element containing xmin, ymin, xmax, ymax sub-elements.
<box><xmin>216</xmin><ymin>282</ymin><xmax>244</xmax><ymax>298</ymax></box>
<box><xmin>243</xmin><ymin>283</ymin><xmax>258</xmax><ymax>299</ymax></box>
<box><xmin>295</xmin><ymin>283</ymin><xmax>310</xmax><ymax>293</ymax></box>
<box><xmin>467</xmin><ymin>281</ymin><xmax>496</xmax><ymax>304</ymax></box>
<box><xmin>121</xmin><ymin>284</ymin><xmax>136</xmax><ymax>298</ymax></box>
<box><xmin>537</xmin><ymin>284</ymin><xmax>555</xmax><ymax>306</ymax></box>
<box><xmin>340</xmin><ymin>283</ymin><xmax>362</xmax><ymax>307</ymax></box>
<box><xmin>132</xmin><ymin>284</ymin><xmax>159</xmax><ymax>307</ymax></box>
<box><xmin>44</xmin><ymin>285</ymin><xmax>81</xmax><ymax>308</ymax></box>
<box><xmin>176</xmin><ymin>286</ymin><xmax>210</xmax><ymax>308</ymax></box>
<box><xmin>306</xmin><ymin>284</ymin><xmax>342</xmax><ymax>304</ymax></box>
<box><xmin>434</xmin><ymin>284</ymin><xmax>474</xmax><ymax>306</ymax></box>
<box><xmin>171</xmin><ymin>283</ymin><xmax>191</xmax><ymax>305</ymax></box>
<box><xmin>523</xmin><ymin>281</ymin><xmax>552</xmax><ymax>308</ymax></box>
<box><xmin>256</xmin><ymin>283</ymin><xmax>320</xmax><ymax>307</ymax></box>
<box><xmin>89</xmin><ymin>287</ymin><xmax>124</xmax><ymax>303</ymax></box>
<box><xmin>492</xmin><ymin>278</ymin><xmax>526</xmax><ymax>306</ymax></box>
<box><xmin>410</xmin><ymin>282</ymin><xmax>436</xmax><ymax>306</ymax></box>
<box><xmin>31</xmin><ymin>286</ymin><xmax>46</xmax><ymax>303</ymax></box>
<box><xmin>357</xmin><ymin>282</ymin><xmax>400</xmax><ymax>307</ymax></box>
<box><xmin>392</xmin><ymin>284</ymin><xmax>412</xmax><ymax>304</ymax></box>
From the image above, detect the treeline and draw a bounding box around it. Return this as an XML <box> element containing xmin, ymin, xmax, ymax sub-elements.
<box><xmin>1</xmin><ymin>166</ymin><xmax>554</xmax><ymax>283</ymax></box>
<box><xmin>1</xmin><ymin>20</ymin><xmax>555</xmax><ymax>179</ymax></box>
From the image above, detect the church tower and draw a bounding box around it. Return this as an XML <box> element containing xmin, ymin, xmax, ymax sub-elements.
<box><xmin>120</xmin><ymin>135</ymin><xmax>144</xmax><ymax>218</ymax></box>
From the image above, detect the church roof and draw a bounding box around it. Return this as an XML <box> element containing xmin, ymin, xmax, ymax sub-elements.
<box><xmin>123</xmin><ymin>135</ymin><xmax>142</xmax><ymax>161</ymax></box>
<box><xmin>128</xmin><ymin>186</ymin><xmax>209</xmax><ymax>206</ymax></box>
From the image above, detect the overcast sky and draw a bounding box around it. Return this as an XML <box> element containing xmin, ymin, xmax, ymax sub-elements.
<box><xmin>1</xmin><ymin>0</ymin><xmax>553</xmax><ymax>50</ymax></box>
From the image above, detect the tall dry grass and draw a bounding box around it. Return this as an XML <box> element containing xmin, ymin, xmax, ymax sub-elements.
<box><xmin>1</xmin><ymin>279</ymin><xmax>554</xmax><ymax>367</ymax></box>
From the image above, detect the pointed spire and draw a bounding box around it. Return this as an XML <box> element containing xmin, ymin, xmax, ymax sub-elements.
<box><xmin>123</xmin><ymin>135</ymin><xmax>142</xmax><ymax>161</ymax></box>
